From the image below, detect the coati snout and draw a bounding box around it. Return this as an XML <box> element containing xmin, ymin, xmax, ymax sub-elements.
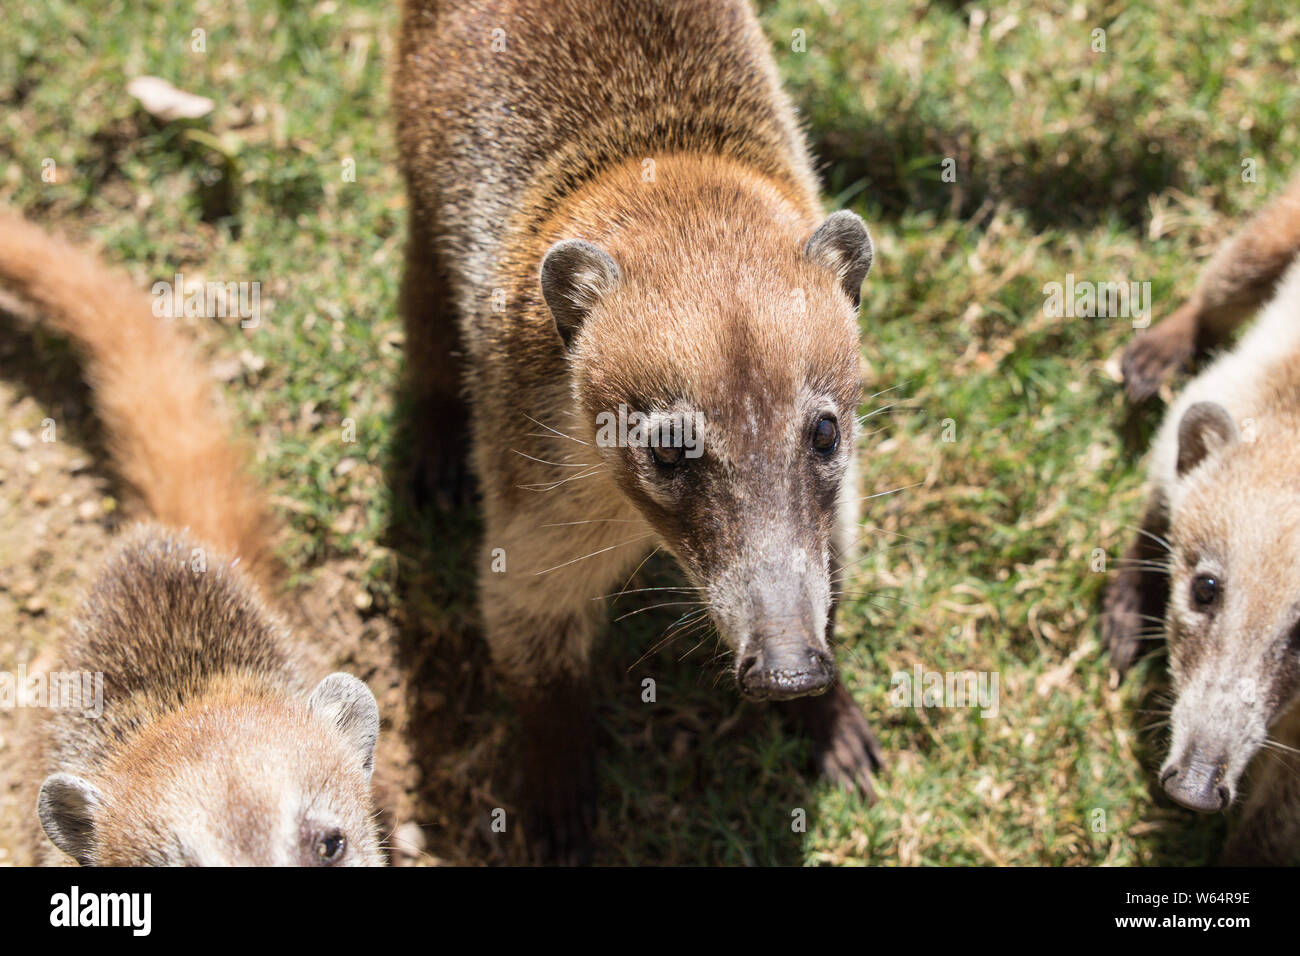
<box><xmin>1158</xmin><ymin>400</ymin><xmax>1300</xmax><ymax>813</ymax></box>
<box><xmin>541</xmin><ymin>210</ymin><xmax>872</xmax><ymax>702</ymax></box>
<box><xmin>1160</xmin><ymin>752</ymin><xmax>1231</xmax><ymax>813</ymax></box>
<box><xmin>711</xmin><ymin>541</ymin><xmax>839</xmax><ymax>701</ymax></box>
<box><xmin>736</xmin><ymin>627</ymin><xmax>836</xmax><ymax>701</ymax></box>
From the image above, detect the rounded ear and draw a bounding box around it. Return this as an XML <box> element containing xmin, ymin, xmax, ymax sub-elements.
<box><xmin>1176</xmin><ymin>401</ymin><xmax>1239</xmax><ymax>477</ymax></box>
<box><xmin>539</xmin><ymin>239</ymin><xmax>621</xmax><ymax>349</ymax></box>
<box><xmin>309</xmin><ymin>673</ymin><xmax>380</xmax><ymax>779</ymax></box>
<box><xmin>38</xmin><ymin>773</ymin><xmax>104</xmax><ymax>865</ymax></box>
<box><xmin>805</xmin><ymin>210</ymin><xmax>873</xmax><ymax>308</ymax></box>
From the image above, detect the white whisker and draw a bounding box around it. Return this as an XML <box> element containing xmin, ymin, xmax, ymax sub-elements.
<box><xmin>534</xmin><ymin>532</ymin><xmax>655</xmax><ymax>575</ymax></box>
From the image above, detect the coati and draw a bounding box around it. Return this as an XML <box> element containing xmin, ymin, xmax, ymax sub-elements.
<box><xmin>1104</xmin><ymin>185</ymin><xmax>1300</xmax><ymax>864</ymax></box>
<box><xmin>0</xmin><ymin>209</ymin><xmax>383</xmax><ymax>866</ymax></box>
<box><xmin>396</xmin><ymin>0</ymin><xmax>882</xmax><ymax>862</ymax></box>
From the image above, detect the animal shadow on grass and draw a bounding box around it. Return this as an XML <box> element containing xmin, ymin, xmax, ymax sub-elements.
<box><xmin>382</xmin><ymin>392</ymin><xmax>818</xmax><ymax>865</ymax></box>
<box><xmin>813</xmin><ymin>110</ymin><xmax>1182</xmax><ymax>233</ymax></box>
<box><xmin>0</xmin><ymin>303</ymin><xmax>105</xmax><ymax>465</ymax></box>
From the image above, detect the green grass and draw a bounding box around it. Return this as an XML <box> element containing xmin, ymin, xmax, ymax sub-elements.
<box><xmin>5</xmin><ymin>0</ymin><xmax>1297</xmax><ymax>864</ymax></box>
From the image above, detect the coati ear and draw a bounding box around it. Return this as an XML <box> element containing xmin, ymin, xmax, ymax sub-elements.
<box><xmin>38</xmin><ymin>773</ymin><xmax>105</xmax><ymax>865</ymax></box>
<box><xmin>540</xmin><ymin>239</ymin><xmax>621</xmax><ymax>348</ymax></box>
<box><xmin>309</xmin><ymin>673</ymin><xmax>380</xmax><ymax>779</ymax></box>
<box><xmin>1176</xmin><ymin>401</ymin><xmax>1239</xmax><ymax>477</ymax></box>
<box><xmin>805</xmin><ymin>210</ymin><xmax>874</xmax><ymax>308</ymax></box>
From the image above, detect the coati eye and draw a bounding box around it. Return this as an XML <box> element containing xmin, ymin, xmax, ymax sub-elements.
<box><xmin>1190</xmin><ymin>574</ymin><xmax>1220</xmax><ymax>608</ymax></box>
<box><xmin>650</xmin><ymin>443</ymin><xmax>684</xmax><ymax>467</ymax></box>
<box><xmin>316</xmin><ymin>830</ymin><xmax>346</xmax><ymax>864</ymax></box>
<box><xmin>812</xmin><ymin>415</ymin><xmax>839</xmax><ymax>454</ymax></box>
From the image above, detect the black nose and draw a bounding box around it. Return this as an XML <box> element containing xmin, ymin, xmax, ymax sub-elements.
<box><xmin>1160</xmin><ymin>757</ymin><xmax>1230</xmax><ymax>813</ymax></box>
<box><xmin>738</xmin><ymin>640</ymin><xmax>834</xmax><ymax>701</ymax></box>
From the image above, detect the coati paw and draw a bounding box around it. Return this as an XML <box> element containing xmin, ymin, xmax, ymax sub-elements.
<box><xmin>1217</xmin><ymin>833</ymin><xmax>1284</xmax><ymax>867</ymax></box>
<box><xmin>1101</xmin><ymin>574</ymin><xmax>1146</xmax><ymax>677</ymax></box>
<box><xmin>515</xmin><ymin>681</ymin><xmax>597</xmax><ymax>865</ymax></box>
<box><xmin>1121</xmin><ymin>306</ymin><xmax>1197</xmax><ymax>404</ymax></box>
<box><xmin>409</xmin><ymin>441</ymin><xmax>473</xmax><ymax>512</ymax></box>
<box><xmin>526</xmin><ymin>780</ymin><xmax>597</xmax><ymax>867</ymax></box>
<box><xmin>784</xmin><ymin>681</ymin><xmax>885</xmax><ymax>802</ymax></box>
<box><xmin>406</xmin><ymin>397</ymin><xmax>475</xmax><ymax>512</ymax></box>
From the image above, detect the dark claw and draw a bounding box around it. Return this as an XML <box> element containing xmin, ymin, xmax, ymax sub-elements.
<box><xmin>527</xmin><ymin>779</ymin><xmax>596</xmax><ymax>866</ymax></box>
<box><xmin>515</xmin><ymin>678</ymin><xmax>596</xmax><ymax>865</ymax></box>
<box><xmin>783</xmin><ymin>680</ymin><xmax>884</xmax><ymax>802</ymax></box>
<box><xmin>1120</xmin><ymin>305</ymin><xmax>1198</xmax><ymax>404</ymax></box>
<box><xmin>1122</xmin><ymin>338</ymin><xmax>1191</xmax><ymax>404</ymax></box>
<box><xmin>406</xmin><ymin>395</ymin><xmax>476</xmax><ymax>512</ymax></box>
<box><xmin>1101</xmin><ymin>574</ymin><xmax>1146</xmax><ymax>677</ymax></box>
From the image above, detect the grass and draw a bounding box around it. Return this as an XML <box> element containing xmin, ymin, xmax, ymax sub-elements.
<box><xmin>4</xmin><ymin>0</ymin><xmax>1298</xmax><ymax>865</ymax></box>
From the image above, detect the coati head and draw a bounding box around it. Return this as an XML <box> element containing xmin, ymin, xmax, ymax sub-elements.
<box><xmin>38</xmin><ymin>673</ymin><xmax>381</xmax><ymax>866</ymax></box>
<box><xmin>540</xmin><ymin>195</ymin><xmax>872</xmax><ymax>702</ymax></box>
<box><xmin>1159</xmin><ymin>400</ymin><xmax>1300</xmax><ymax>812</ymax></box>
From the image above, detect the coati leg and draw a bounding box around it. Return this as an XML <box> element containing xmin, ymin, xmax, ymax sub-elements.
<box><xmin>399</xmin><ymin>200</ymin><xmax>472</xmax><ymax>509</ymax></box>
<box><xmin>1101</xmin><ymin>498</ymin><xmax>1172</xmax><ymax>676</ymax></box>
<box><xmin>507</xmin><ymin>637</ymin><xmax>598</xmax><ymax>867</ymax></box>
<box><xmin>781</xmin><ymin>450</ymin><xmax>885</xmax><ymax>798</ymax></box>
<box><xmin>480</xmin><ymin>512</ymin><xmax>650</xmax><ymax>865</ymax></box>
<box><xmin>1124</xmin><ymin>174</ymin><xmax>1300</xmax><ymax>403</ymax></box>
<box><xmin>1121</xmin><ymin>301</ymin><xmax>1199</xmax><ymax>405</ymax></box>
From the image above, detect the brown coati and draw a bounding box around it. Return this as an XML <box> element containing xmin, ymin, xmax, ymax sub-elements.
<box><xmin>395</xmin><ymin>0</ymin><xmax>882</xmax><ymax>862</ymax></box>
<box><xmin>1104</xmin><ymin>194</ymin><xmax>1300</xmax><ymax>864</ymax></box>
<box><xmin>0</xmin><ymin>209</ymin><xmax>383</xmax><ymax>866</ymax></box>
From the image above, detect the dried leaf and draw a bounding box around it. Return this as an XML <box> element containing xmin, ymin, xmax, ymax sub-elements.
<box><xmin>126</xmin><ymin>76</ymin><xmax>214</xmax><ymax>121</ymax></box>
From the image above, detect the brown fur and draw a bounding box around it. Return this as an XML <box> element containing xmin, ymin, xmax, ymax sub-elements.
<box><xmin>395</xmin><ymin>0</ymin><xmax>882</xmax><ymax>862</ymax></box>
<box><xmin>1122</xmin><ymin>172</ymin><xmax>1300</xmax><ymax>403</ymax></box>
<box><xmin>0</xmin><ymin>212</ymin><xmax>382</xmax><ymax>866</ymax></box>
<box><xmin>30</xmin><ymin>530</ymin><xmax>381</xmax><ymax>866</ymax></box>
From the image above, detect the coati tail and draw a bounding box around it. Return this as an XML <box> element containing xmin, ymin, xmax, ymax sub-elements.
<box><xmin>0</xmin><ymin>209</ymin><xmax>278</xmax><ymax>589</ymax></box>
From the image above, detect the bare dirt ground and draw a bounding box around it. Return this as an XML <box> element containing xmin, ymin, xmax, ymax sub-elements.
<box><xmin>0</xmin><ymin>301</ymin><xmax>116</xmax><ymax>865</ymax></box>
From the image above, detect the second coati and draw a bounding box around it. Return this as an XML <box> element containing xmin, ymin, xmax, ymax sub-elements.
<box><xmin>396</xmin><ymin>0</ymin><xmax>882</xmax><ymax>861</ymax></box>
<box><xmin>0</xmin><ymin>210</ymin><xmax>383</xmax><ymax>866</ymax></box>
<box><xmin>1104</xmin><ymin>182</ymin><xmax>1300</xmax><ymax>864</ymax></box>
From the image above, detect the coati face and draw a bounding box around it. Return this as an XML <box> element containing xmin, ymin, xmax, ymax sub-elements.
<box><xmin>38</xmin><ymin>674</ymin><xmax>382</xmax><ymax>866</ymax></box>
<box><xmin>540</xmin><ymin>210</ymin><xmax>872</xmax><ymax>700</ymax></box>
<box><xmin>1160</xmin><ymin>401</ymin><xmax>1300</xmax><ymax>812</ymax></box>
